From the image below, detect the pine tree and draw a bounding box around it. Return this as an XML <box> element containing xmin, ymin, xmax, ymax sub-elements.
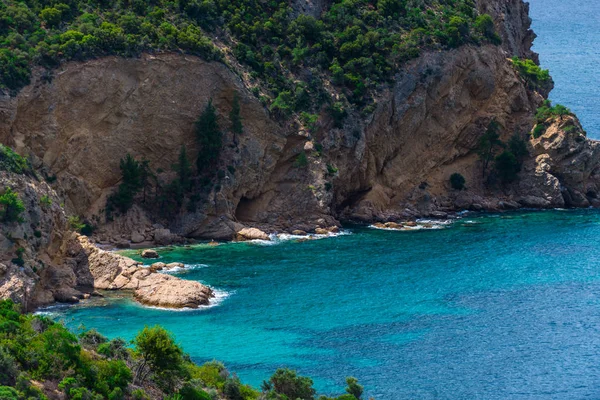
<box><xmin>229</xmin><ymin>92</ymin><xmax>243</xmax><ymax>136</ymax></box>
<box><xmin>477</xmin><ymin>120</ymin><xmax>503</xmax><ymax>178</ymax></box>
<box><xmin>195</xmin><ymin>99</ymin><xmax>222</xmax><ymax>173</ymax></box>
<box><xmin>174</xmin><ymin>145</ymin><xmax>192</xmax><ymax>192</ymax></box>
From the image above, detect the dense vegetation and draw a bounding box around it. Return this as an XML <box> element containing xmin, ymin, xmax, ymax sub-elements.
<box><xmin>531</xmin><ymin>100</ymin><xmax>572</xmax><ymax>138</ymax></box>
<box><xmin>477</xmin><ymin>120</ymin><xmax>528</xmax><ymax>184</ymax></box>
<box><xmin>0</xmin><ymin>299</ymin><xmax>366</xmax><ymax>400</ymax></box>
<box><xmin>0</xmin><ymin>145</ymin><xmax>33</xmax><ymax>176</ymax></box>
<box><xmin>510</xmin><ymin>57</ymin><xmax>551</xmax><ymax>92</ymax></box>
<box><xmin>0</xmin><ymin>0</ymin><xmax>500</xmax><ymax>117</ymax></box>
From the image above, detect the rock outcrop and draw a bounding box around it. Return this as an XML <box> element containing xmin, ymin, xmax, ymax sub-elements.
<box><xmin>236</xmin><ymin>228</ymin><xmax>270</xmax><ymax>241</ymax></box>
<box><xmin>62</xmin><ymin>234</ymin><xmax>214</xmax><ymax>308</ymax></box>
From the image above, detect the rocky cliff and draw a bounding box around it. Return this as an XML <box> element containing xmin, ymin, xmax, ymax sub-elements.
<box><xmin>0</xmin><ymin>0</ymin><xmax>598</xmax><ymax>248</ymax></box>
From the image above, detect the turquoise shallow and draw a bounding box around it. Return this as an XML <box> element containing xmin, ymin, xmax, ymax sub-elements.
<box><xmin>47</xmin><ymin>210</ymin><xmax>600</xmax><ymax>399</ymax></box>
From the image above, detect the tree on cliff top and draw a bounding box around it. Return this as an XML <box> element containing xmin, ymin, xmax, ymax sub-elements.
<box><xmin>195</xmin><ymin>99</ymin><xmax>223</xmax><ymax>173</ymax></box>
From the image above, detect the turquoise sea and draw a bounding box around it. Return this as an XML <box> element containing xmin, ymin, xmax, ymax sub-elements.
<box><xmin>528</xmin><ymin>0</ymin><xmax>600</xmax><ymax>138</ymax></box>
<box><xmin>45</xmin><ymin>4</ymin><xmax>600</xmax><ymax>399</ymax></box>
<box><xmin>50</xmin><ymin>211</ymin><xmax>600</xmax><ymax>399</ymax></box>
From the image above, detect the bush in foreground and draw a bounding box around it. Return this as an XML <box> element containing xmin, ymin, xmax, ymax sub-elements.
<box><xmin>0</xmin><ymin>300</ymin><xmax>366</xmax><ymax>400</ymax></box>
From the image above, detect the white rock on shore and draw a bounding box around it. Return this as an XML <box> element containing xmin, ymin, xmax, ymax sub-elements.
<box><xmin>66</xmin><ymin>234</ymin><xmax>213</xmax><ymax>309</ymax></box>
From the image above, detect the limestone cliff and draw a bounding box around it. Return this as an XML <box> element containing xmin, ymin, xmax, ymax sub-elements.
<box><xmin>0</xmin><ymin>169</ymin><xmax>213</xmax><ymax>310</ymax></box>
<box><xmin>0</xmin><ymin>0</ymin><xmax>597</xmax><ymax>249</ymax></box>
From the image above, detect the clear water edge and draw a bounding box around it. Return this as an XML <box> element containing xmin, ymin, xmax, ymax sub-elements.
<box><xmin>46</xmin><ymin>210</ymin><xmax>600</xmax><ymax>399</ymax></box>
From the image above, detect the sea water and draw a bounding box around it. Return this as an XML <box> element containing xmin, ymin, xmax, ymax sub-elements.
<box><xmin>49</xmin><ymin>210</ymin><xmax>600</xmax><ymax>399</ymax></box>
<box><xmin>528</xmin><ymin>0</ymin><xmax>600</xmax><ymax>138</ymax></box>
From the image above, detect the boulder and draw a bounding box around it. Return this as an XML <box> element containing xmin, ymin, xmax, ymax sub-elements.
<box><xmin>165</xmin><ymin>262</ymin><xmax>185</xmax><ymax>270</ymax></box>
<box><xmin>131</xmin><ymin>231</ymin><xmax>145</xmax><ymax>243</ymax></box>
<box><xmin>315</xmin><ymin>228</ymin><xmax>330</xmax><ymax>235</ymax></box>
<box><xmin>149</xmin><ymin>262</ymin><xmax>166</xmax><ymax>272</ymax></box>
<box><xmin>134</xmin><ymin>274</ymin><xmax>213</xmax><ymax>309</ymax></box>
<box><xmin>384</xmin><ymin>222</ymin><xmax>403</xmax><ymax>229</ymax></box>
<box><xmin>141</xmin><ymin>249</ymin><xmax>159</xmax><ymax>259</ymax></box>
<box><xmin>292</xmin><ymin>230</ymin><xmax>307</xmax><ymax>235</ymax></box>
<box><xmin>236</xmin><ymin>228</ymin><xmax>270</xmax><ymax>241</ymax></box>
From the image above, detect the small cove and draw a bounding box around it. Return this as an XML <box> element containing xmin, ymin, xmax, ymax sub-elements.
<box><xmin>49</xmin><ymin>210</ymin><xmax>600</xmax><ymax>399</ymax></box>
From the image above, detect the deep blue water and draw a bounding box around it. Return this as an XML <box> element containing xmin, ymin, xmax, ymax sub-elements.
<box><xmin>528</xmin><ymin>0</ymin><xmax>600</xmax><ymax>138</ymax></box>
<box><xmin>49</xmin><ymin>211</ymin><xmax>600</xmax><ymax>399</ymax></box>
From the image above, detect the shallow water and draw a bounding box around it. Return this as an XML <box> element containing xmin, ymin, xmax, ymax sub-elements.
<box><xmin>528</xmin><ymin>0</ymin><xmax>600</xmax><ymax>138</ymax></box>
<box><xmin>49</xmin><ymin>210</ymin><xmax>600</xmax><ymax>399</ymax></box>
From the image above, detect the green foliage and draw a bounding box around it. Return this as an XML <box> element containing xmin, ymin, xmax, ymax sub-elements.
<box><xmin>133</xmin><ymin>325</ymin><xmax>186</xmax><ymax>388</ymax></box>
<box><xmin>68</xmin><ymin>215</ymin><xmax>85</xmax><ymax>231</ymax></box>
<box><xmin>511</xmin><ymin>58</ymin><xmax>551</xmax><ymax>90</ymax></box>
<box><xmin>0</xmin><ymin>187</ymin><xmax>25</xmax><ymax>223</ymax></box>
<box><xmin>477</xmin><ymin>120</ymin><xmax>503</xmax><ymax>179</ymax></box>
<box><xmin>508</xmin><ymin>134</ymin><xmax>528</xmax><ymax>161</ymax></box>
<box><xmin>532</xmin><ymin>100</ymin><xmax>572</xmax><ymax>139</ymax></box>
<box><xmin>0</xmin><ymin>145</ymin><xmax>31</xmax><ymax>175</ymax></box>
<box><xmin>268</xmin><ymin>368</ymin><xmax>316</xmax><ymax>400</ymax></box>
<box><xmin>532</xmin><ymin>124</ymin><xmax>546</xmax><ymax>139</ymax></box>
<box><xmin>450</xmin><ymin>173</ymin><xmax>465</xmax><ymax>190</ymax></box>
<box><xmin>294</xmin><ymin>152</ymin><xmax>308</xmax><ymax>168</ymax></box>
<box><xmin>535</xmin><ymin>100</ymin><xmax>571</xmax><ymax>124</ymax></box>
<box><xmin>300</xmin><ymin>112</ymin><xmax>319</xmax><ymax>133</ymax></box>
<box><xmin>107</xmin><ymin>153</ymin><xmax>143</xmax><ymax>214</ymax></box>
<box><xmin>345</xmin><ymin>376</ymin><xmax>363</xmax><ymax>399</ymax></box>
<box><xmin>0</xmin><ymin>0</ymin><xmax>220</xmax><ymax>91</ymax></box>
<box><xmin>0</xmin><ymin>300</ymin><xmax>366</xmax><ymax>400</ymax></box>
<box><xmin>196</xmin><ymin>99</ymin><xmax>223</xmax><ymax>173</ymax></box>
<box><xmin>39</xmin><ymin>195</ymin><xmax>52</xmax><ymax>207</ymax></box>
<box><xmin>179</xmin><ymin>382</ymin><xmax>212</xmax><ymax>400</ymax></box>
<box><xmin>229</xmin><ymin>92</ymin><xmax>243</xmax><ymax>136</ymax></box>
<box><xmin>495</xmin><ymin>150</ymin><xmax>520</xmax><ymax>183</ymax></box>
<box><xmin>0</xmin><ymin>386</ymin><xmax>18</xmax><ymax>400</ymax></box>
<box><xmin>474</xmin><ymin>14</ymin><xmax>501</xmax><ymax>44</ymax></box>
<box><xmin>174</xmin><ymin>145</ymin><xmax>192</xmax><ymax>192</ymax></box>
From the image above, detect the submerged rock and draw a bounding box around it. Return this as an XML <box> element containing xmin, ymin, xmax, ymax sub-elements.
<box><xmin>141</xmin><ymin>249</ymin><xmax>159</xmax><ymax>259</ymax></box>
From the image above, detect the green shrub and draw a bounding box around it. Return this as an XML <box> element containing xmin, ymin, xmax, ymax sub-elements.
<box><xmin>535</xmin><ymin>100</ymin><xmax>571</xmax><ymax>124</ymax></box>
<box><xmin>450</xmin><ymin>173</ymin><xmax>466</xmax><ymax>190</ymax></box>
<box><xmin>0</xmin><ymin>188</ymin><xmax>25</xmax><ymax>223</ymax></box>
<box><xmin>39</xmin><ymin>195</ymin><xmax>52</xmax><ymax>207</ymax></box>
<box><xmin>532</xmin><ymin>124</ymin><xmax>546</xmax><ymax>138</ymax></box>
<box><xmin>345</xmin><ymin>376</ymin><xmax>363</xmax><ymax>399</ymax></box>
<box><xmin>0</xmin><ymin>386</ymin><xmax>18</xmax><ymax>400</ymax></box>
<box><xmin>495</xmin><ymin>151</ymin><xmax>520</xmax><ymax>183</ymax></box>
<box><xmin>269</xmin><ymin>369</ymin><xmax>315</xmax><ymax>400</ymax></box>
<box><xmin>294</xmin><ymin>152</ymin><xmax>308</xmax><ymax>168</ymax></box>
<box><xmin>511</xmin><ymin>58</ymin><xmax>550</xmax><ymax>90</ymax></box>
<box><xmin>196</xmin><ymin>99</ymin><xmax>223</xmax><ymax>173</ymax></box>
<box><xmin>0</xmin><ymin>146</ymin><xmax>31</xmax><ymax>175</ymax></box>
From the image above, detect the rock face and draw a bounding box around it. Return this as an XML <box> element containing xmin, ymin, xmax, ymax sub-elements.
<box><xmin>519</xmin><ymin>115</ymin><xmax>600</xmax><ymax>208</ymax></box>
<box><xmin>0</xmin><ymin>168</ymin><xmax>213</xmax><ymax>310</ymax></box>
<box><xmin>0</xmin><ymin>0</ymin><xmax>599</xmax><ymax>245</ymax></box>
